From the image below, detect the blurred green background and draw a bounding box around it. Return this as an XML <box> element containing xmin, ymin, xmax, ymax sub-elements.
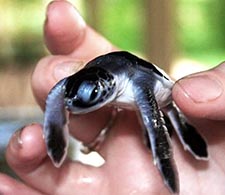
<box><xmin>0</xmin><ymin>0</ymin><xmax>224</xmax><ymax>106</ymax></box>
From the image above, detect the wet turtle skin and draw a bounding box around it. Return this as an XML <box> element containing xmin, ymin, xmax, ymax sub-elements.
<box><xmin>44</xmin><ymin>51</ymin><xmax>208</xmax><ymax>194</ymax></box>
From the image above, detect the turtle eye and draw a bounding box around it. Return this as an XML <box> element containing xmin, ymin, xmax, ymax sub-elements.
<box><xmin>77</xmin><ymin>80</ymin><xmax>103</xmax><ymax>105</ymax></box>
<box><xmin>64</xmin><ymin>67</ymin><xmax>116</xmax><ymax>111</ymax></box>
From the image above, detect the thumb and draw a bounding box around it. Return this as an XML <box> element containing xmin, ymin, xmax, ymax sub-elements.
<box><xmin>172</xmin><ymin>61</ymin><xmax>225</xmax><ymax>120</ymax></box>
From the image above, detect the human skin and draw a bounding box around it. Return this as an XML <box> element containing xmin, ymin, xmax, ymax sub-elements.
<box><xmin>1</xmin><ymin>1</ymin><xmax>225</xmax><ymax>194</ymax></box>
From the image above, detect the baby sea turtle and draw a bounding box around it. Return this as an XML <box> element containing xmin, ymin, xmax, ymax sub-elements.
<box><xmin>43</xmin><ymin>51</ymin><xmax>208</xmax><ymax>194</ymax></box>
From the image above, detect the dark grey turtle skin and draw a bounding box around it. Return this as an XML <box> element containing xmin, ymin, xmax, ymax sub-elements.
<box><xmin>43</xmin><ymin>51</ymin><xmax>208</xmax><ymax>194</ymax></box>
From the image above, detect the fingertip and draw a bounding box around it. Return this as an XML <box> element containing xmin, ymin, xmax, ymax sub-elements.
<box><xmin>6</xmin><ymin>124</ymin><xmax>46</xmax><ymax>172</ymax></box>
<box><xmin>172</xmin><ymin>80</ymin><xmax>201</xmax><ymax>117</ymax></box>
<box><xmin>45</xmin><ymin>0</ymin><xmax>86</xmax><ymax>54</ymax></box>
<box><xmin>172</xmin><ymin>66</ymin><xmax>225</xmax><ymax>120</ymax></box>
<box><xmin>44</xmin><ymin>1</ymin><xmax>116</xmax><ymax>59</ymax></box>
<box><xmin>175</xmin><ymin>74</ymin><xmax>223</xmax><ymax>103</ymax></box>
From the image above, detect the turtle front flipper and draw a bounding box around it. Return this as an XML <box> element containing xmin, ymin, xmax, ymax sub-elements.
<box><xmin>133</xmin><ymin>84</ymin><xmax>179</xmax><ymax>194</ymax></box>
<box><xmin>43</xmin><ymin>78</ymin><xmax>69</xmax><ymax>167</ymax></box>
<box><xmin>165</xmin><ymin>103</ymin><xmax>208</xmax><ymax>160</ymax></box>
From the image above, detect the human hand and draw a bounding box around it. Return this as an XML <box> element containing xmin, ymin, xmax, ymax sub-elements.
<box><xmin>1</xmin><ymin>1</ymin><xmax>225</xmax><ymax>194</ymax></box>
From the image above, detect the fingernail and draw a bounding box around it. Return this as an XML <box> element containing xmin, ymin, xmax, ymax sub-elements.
<box><xmin>11</xmin><ymin>127</ymin><xmax>25</xmax><ymax>150</ymax></box>
<box><xmin>177</xmin><ymin>75</ymin><xmax>223</xmax><ymax>103</ymax></box>
<box><xmin>53</xmin><ymin>61</ymin><xmax>84</xmax><ymax>81</ymax></box>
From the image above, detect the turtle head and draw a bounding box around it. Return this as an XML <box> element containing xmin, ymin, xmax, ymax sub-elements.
<box><xmin>64</xmin><ymin>67</ymin><xmax>116</xmax><ymax>114</ymax></box>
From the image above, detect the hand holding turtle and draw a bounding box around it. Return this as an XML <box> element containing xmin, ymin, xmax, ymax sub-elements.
<box><xmin>1</xmin><ymin>1</ymin><xmax>225</xmax><ymax>194</ymax></box>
